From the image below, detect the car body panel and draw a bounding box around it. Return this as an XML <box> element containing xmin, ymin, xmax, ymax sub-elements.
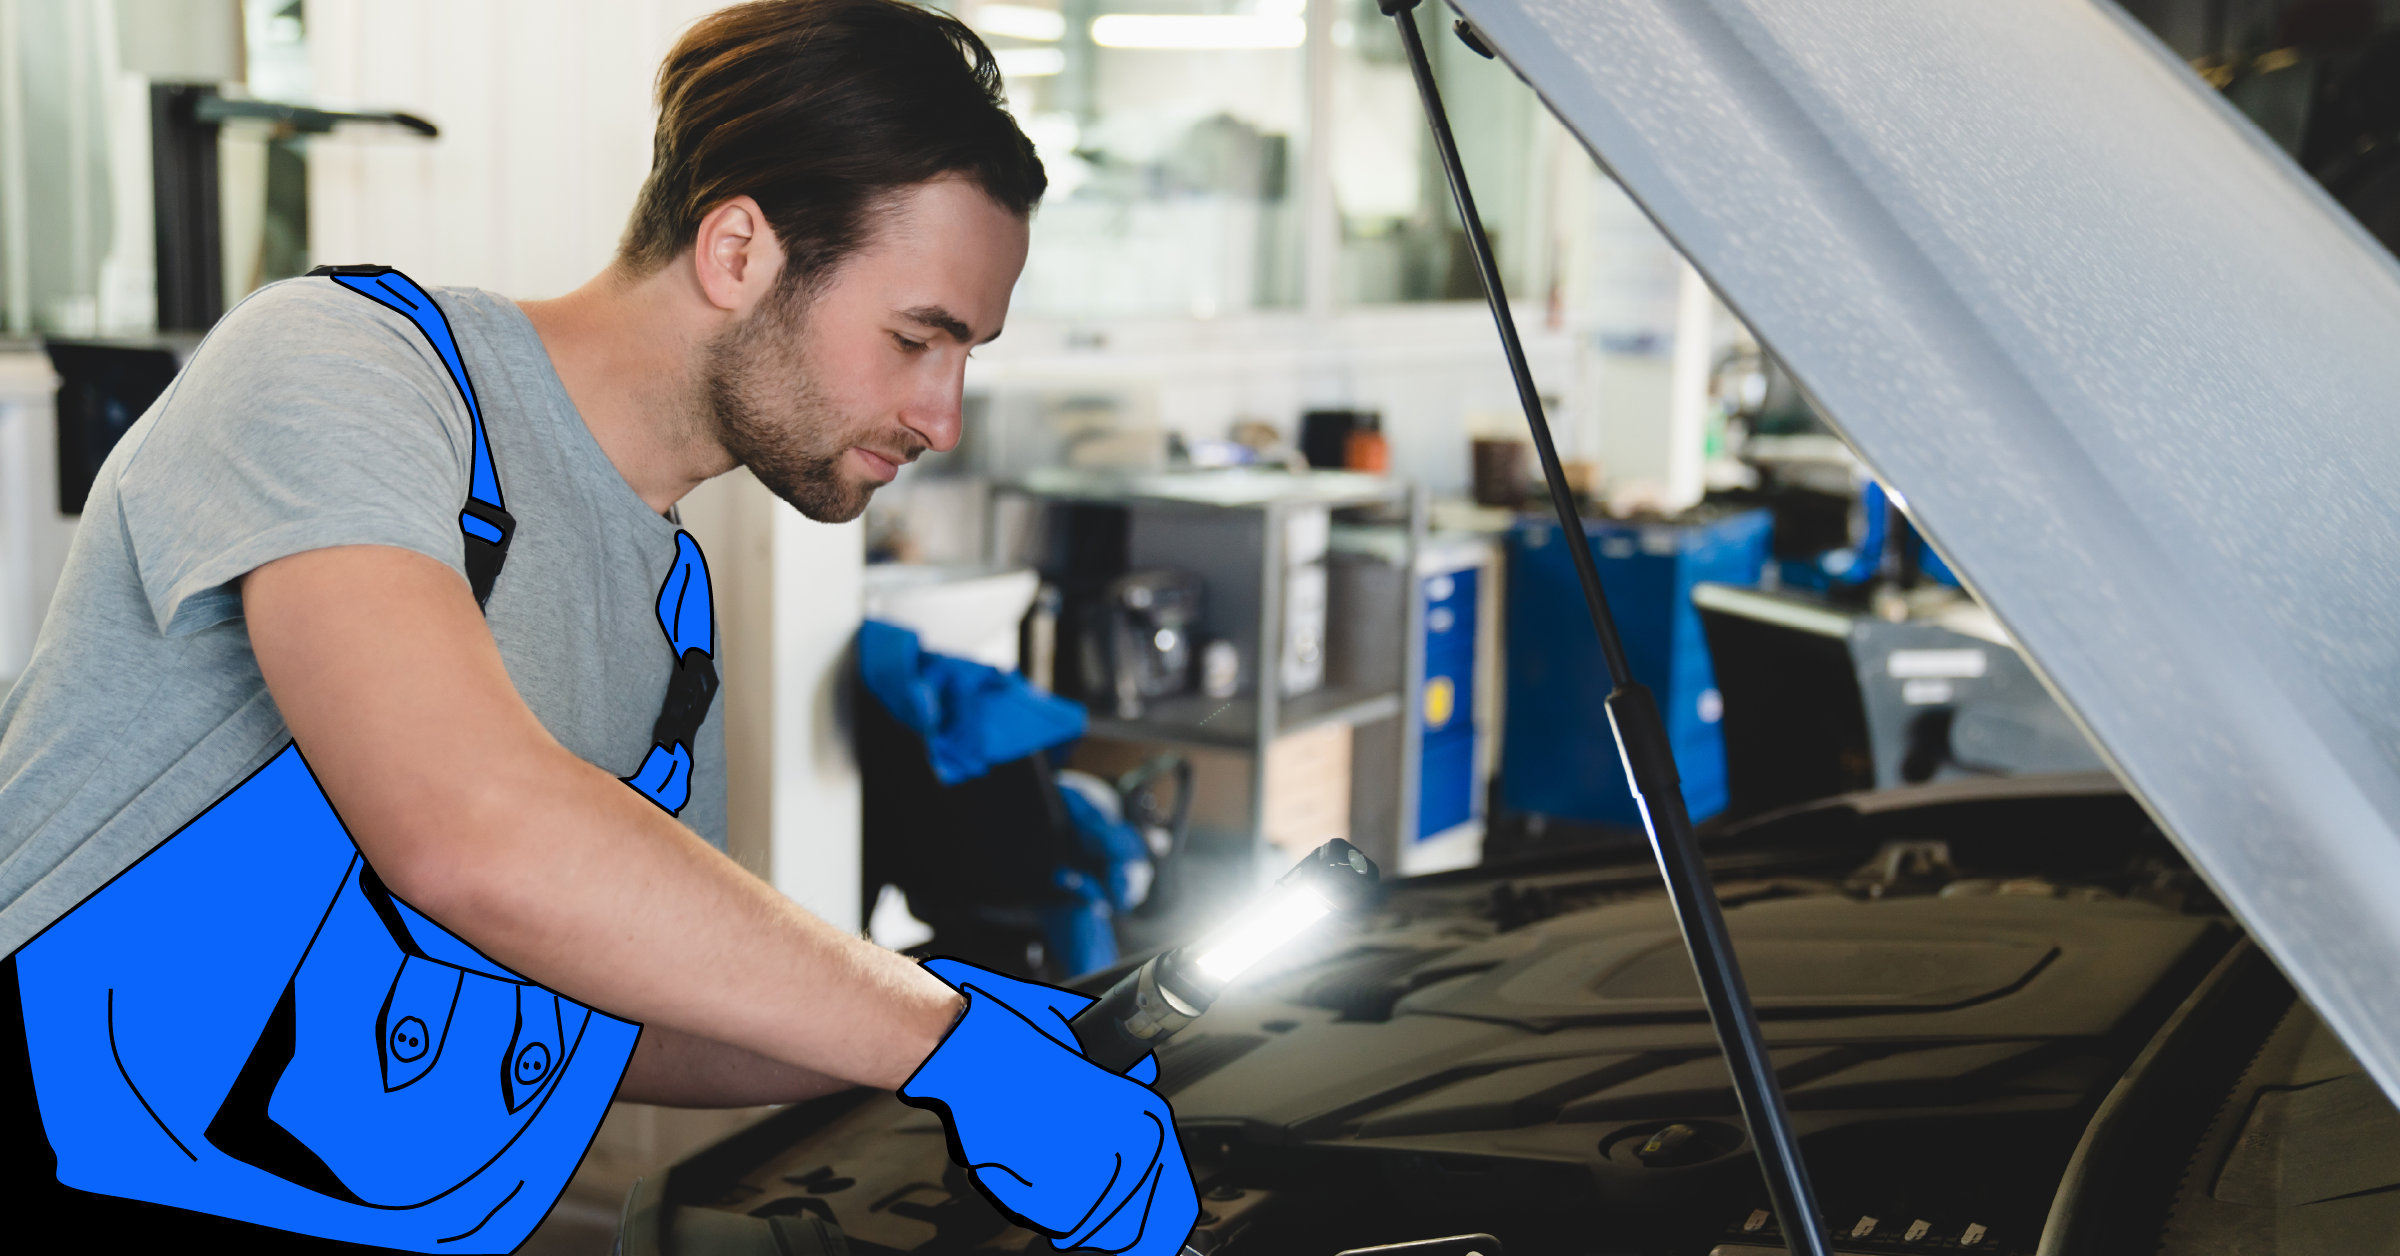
<box><xmin>1445</xmin><ymin>0</ymin><xmax>2400</xmax><ymax>1105</ymax></box>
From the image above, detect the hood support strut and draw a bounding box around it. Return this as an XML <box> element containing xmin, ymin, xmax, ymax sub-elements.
<box><xmin>1377</xmin><ymin>4</ymin><xmax>1830</xmax><ymax>1251</ymax></box>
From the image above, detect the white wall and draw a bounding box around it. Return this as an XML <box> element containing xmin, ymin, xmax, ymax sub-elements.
<box><xmin>0</xmin><ymin>351</ymin><xmax>69</xmax><ymax>686</ymax></box>
<box><xmin>967</xmin><ymin>164</ymin><xmax>1717</xmax><ymax>506</ymax></box>
<box><xmin>307</xmin><ymin>0</ymin><xmax>708</xmax><ymax>298</ymax></box>
<box><xmin>966</xmin><ymin>302</ymin><xmax>1581</xmax><ymax>498</ymax></box>
<box><xmin>309</xmin><ymin>0</ymin><xmax>866</xmax><ymax>929</ymax></box>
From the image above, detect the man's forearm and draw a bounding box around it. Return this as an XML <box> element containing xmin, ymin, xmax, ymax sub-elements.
<box><xmin>401</xmin><ymin>749</ymin><xmax>965</xmax><ymax>1091</ymax></box>
<box><xmin>617</xmin><ymin>1022</ymin><xmax>858</xmax><ymax>1108</ymax></box>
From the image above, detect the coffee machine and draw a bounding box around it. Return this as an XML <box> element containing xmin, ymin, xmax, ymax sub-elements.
<box><xmin>1078</xmin><ymin>569</ymin><xmax>1204</xmax><ymax>720</ymax></box>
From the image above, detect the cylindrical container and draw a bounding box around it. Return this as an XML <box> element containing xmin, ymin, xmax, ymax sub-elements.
<box><xmin>1345</xmin><ymin>414</ymin><xmax>1390</xmax><ymax>473</ymax></box>
<box><xmin>1472</xmin><ymin>438</ymin><xmax>1530</xmax><ymax>507</ymax></box>
<box><xmin>1201</xmin><ymin>639</ymin><xmax>1239</xmax><ymax>698</ymax></box>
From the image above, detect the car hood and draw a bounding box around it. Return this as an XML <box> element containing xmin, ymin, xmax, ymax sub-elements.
<box><xmin>1447</xmin><ymin>0</ymin><xmax>2400</xmax><ymax>1103</ymax></box>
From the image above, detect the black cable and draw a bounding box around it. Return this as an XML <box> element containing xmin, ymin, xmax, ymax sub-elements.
<box><xmin>1377</xmin><ymin>5</ymin><xmax>1832</xmax><ymax>1253</ymax></box>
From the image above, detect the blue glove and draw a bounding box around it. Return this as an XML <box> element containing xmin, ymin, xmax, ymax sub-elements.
<box><xmin>901</xmin><ymin>958</ymin><xmax>1196</xmax><ymax>1255</ymax></box>
<box><xmin>919</xmin><ymin>956</ymin><xmax>1159</xmax><ymax>1084</ymax></box>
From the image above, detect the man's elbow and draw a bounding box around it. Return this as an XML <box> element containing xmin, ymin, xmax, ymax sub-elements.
<box><xmin>357</xmin><ymin>750</ymin><xmax>573</xmax><ymax>938</ymax></box>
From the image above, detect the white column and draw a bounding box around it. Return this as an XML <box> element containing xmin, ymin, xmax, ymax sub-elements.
<box><xmin>0</xmin><ymin>0</ymin><xmax>26</xmax><ymax>333</ymax></box>
<box><xmin>684</xmin><ymin>470</ymin><xmax>867</xmax><ymax>934</ymax></box>
<box><xmin>1664</xmin><ymin>259</ymin><xmax>1713</xmax><ymax>511</ymax></box>
<box><xmin>769</xmin><ymin>508</ymin><xmax>865</xmax><ymax>934</ymax></box>
<box><xmin>0</xmin><ymin>352</ymin><xmax>68</xmax><ymax>686</ymax></box>
<box><xmin>1300</xmin><ymin>0</ymin><xmax>1339</xmax><ymax>321</ymax></box>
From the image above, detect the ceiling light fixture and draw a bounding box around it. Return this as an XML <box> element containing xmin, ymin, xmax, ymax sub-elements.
<box><xmin>994</xmin><ymin>46</ymin><xmax>1067</xmax><ymax>76</ymax></box>
<box><xmin>1089</xmin><ymin>14</ymin><xmax>1306</xmax><ymax>49</ymax></box>
<box><xmin>975</xmin><ymin>3</ymin><xmax>1066</xmax><ymax>41</ymax></box>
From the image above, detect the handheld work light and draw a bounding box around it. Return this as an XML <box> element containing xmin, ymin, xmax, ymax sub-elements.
<box><xmin>1069</xmin><ymin>838</ymin><xmax>1380</xmax><ymax>1074</ymax></box>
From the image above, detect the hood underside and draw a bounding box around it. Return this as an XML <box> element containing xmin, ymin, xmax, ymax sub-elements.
<box><xmin>1441</xmin><ymin>0</ymin><xmax>2400</xmax><ymax>1105</ymax></box>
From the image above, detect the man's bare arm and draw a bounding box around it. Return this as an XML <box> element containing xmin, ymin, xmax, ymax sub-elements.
<box><xmin>242</xmin><ymin>544</ymin><xmax>963</xmax><ymax>1097</ymax></box>
<box><xmin>618</xmin><ymin>1023</ymin><xmax>855</xmax><ymax>1108</ymax></box>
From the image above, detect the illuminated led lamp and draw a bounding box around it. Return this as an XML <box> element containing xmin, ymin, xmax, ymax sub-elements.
<box><xmin>994</xmin><ymin>47</ymin><xmax>1067</xmax><ymax>76</ymax></box>
<box><xmin>1192</xmin><ymin>884</ymin><xmax>1332</xmax><ymax>982</ymax></box>
<box><xmin>1068</xmin><ymin>839</ymin><xmax>1378</xmax><ymax>1074</ymax></box>
<box><xmin>1089</xmin><ymin>14</ymin><xmax>1306</xmax><ymax>48</ymax></box>
<box><xmin>976</xmin><ymin>3</ymin><xmax>1066</xmax><ymax>41</ymax></box>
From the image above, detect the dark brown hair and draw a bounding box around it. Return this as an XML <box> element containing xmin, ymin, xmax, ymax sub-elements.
<box><xmin>618</xmin><ymin>0</ymin><xmax>1046</xmax><ymax>289</ymax></box>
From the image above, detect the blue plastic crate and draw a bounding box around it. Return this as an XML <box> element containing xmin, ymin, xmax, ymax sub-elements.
<box><xmin>1500</xmin><ymin>509</ymin><xmax>1772</xmax><ymax>830</ymax></box>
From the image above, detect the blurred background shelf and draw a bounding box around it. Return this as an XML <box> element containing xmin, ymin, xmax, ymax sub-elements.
<box><xmin>1086</xmin><ymin>683</ymin><xmax>1404</xmax><ymax>750</ymax></box>
<box><xmin>993</xmin><ymin>474</ymin><xmax>1428</xmax><ymax>893</ymax></box>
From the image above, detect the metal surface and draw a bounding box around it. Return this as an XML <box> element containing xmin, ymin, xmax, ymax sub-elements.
<box><xmin>1449</xmin><ymin>0</ymin><xmax>2400</xmax><ymax>1108</ymax></box>
<box><xmin>1383</xmin><ymin>4</ymin><xmax>1828</xmax><ymax>1251</ymax></box>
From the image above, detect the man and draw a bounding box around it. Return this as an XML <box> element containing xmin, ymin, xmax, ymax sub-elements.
<box><xmin>0</xmin><ymin>2</ymin><xmax>1196</xmax><ymax>1253</ymax></box>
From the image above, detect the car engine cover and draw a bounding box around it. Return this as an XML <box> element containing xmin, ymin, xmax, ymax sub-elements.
<box><xmin>644</xmin><ymin>787</ymin><xmax>2228</xmax><ymax>1256</ymax></box>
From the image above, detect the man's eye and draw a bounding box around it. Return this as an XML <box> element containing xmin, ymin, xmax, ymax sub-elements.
<box><xmin>893</xmin><ymin>332</ymin><xmax>928</xmax><ymax>352</ymax></box>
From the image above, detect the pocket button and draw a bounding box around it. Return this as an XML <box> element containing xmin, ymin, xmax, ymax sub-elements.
<box><xmin>390</xmin><ymin>1016</ymin><xmax>432</xmax><ymax>1063</ymax></box>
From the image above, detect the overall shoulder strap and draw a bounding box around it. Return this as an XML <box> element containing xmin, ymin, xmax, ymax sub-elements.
<box><xmin>309</xmin><ymin>267</ymin><xmax>718</xmax><ymax>818</ymax></box>
<box><xmin>309</xmin><ymin>264</ymin><xmax>516</xmax><ymax>608</ymax></box>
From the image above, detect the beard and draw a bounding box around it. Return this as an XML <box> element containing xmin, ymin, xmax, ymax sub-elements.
<box><xmin>699</xmin><ymin>288</ymin><xmax>910</xmax><ymax>524</ymax></box>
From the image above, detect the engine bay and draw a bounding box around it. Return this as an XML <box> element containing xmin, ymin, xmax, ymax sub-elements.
<box><xmin>646</xmin><ymin>779</ymin><xmax>2235</xmax><ymax>1256</ymax></box>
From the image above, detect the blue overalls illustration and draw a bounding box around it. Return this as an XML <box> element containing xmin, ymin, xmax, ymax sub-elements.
<box><xmin>10</xmin><ymin>268</ymin><xmax>716</xmax><ymax>1253</ymax></box>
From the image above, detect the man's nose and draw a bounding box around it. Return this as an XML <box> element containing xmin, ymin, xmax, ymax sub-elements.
<box><xmin>906</xmin><ymin>372</ymin><xmax>965</xmax><ymax>455</ymax></box>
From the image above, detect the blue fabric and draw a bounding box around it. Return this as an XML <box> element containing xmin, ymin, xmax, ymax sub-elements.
<box><xmin>1057</xmin><ymin>787</ymin><xmax>1150</xmax><ymax>914</ymax></box>
<box><xmin>624</xmin><ymin>742</ymin><xmax>695</xmax><ymax>815</ymax></box>
<box><xmin>621</xmin><ymin>530</ymin><xmax>713</xmax><ymax>815</ymax></box>
<box><xmin>458</xmin><ymin>510</ymin><xmax>504</xmax><ymax>543</ymax></box>
<box><xmin>916</xmin><ymin>956</ymin><xmax>1156</xmax><ymax>1085</ymax></box>
<box><xmin>1835</xmin><ymin>480</ymin><xmax>1890</xmax><ymax>585</ymax></box>
<box><xmin>327</xmin><ymin>269</ymin><xmax>503</xmax><ymax>510</ymax></box>
<box><xmin>1042</xmin><ymin>867</ymin><xmax>1120</xmax><ymax>975</ymax></box>
<box><xmin>904</xmin><ymin>959</ymin><xmax>1193</xmax><ymax>1255</ymax></box>
<box><xmin>15</xmin><ymin>744</ymin><xmax>638</xmax><ymax>1252</ymax></box>
<box><xmin>858</xmin><ymin>620</ymin><xmax>1087</xmax><ymax>786</ymax></box>
<box><xmin>654</xmin><ymin>532</ymin><xmax>714</xmax><ymax>657</ymax></box>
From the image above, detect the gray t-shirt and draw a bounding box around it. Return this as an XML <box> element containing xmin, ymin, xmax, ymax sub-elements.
<box><xmin>0</xmin><ymin>276</ymin><xmax>726</xmax><ymax>957</ymax></box>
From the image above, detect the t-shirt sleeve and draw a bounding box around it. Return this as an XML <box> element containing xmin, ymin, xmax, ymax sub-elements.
<box><xmin>113</xmin><ymin>278</ymin><xmax>483</xmax><ymax>637</ymax></box>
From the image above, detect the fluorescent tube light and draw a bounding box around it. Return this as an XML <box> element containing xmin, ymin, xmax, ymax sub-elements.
<box><xmin>976</xmin><ymin>4</ymin><xmax>1066</xmax><ymax>42</ymax></box>
<box><xmin>1089</xmin><ymin>14</ymin><xmax>1306</xmax><ymax>48</ymax></box>
<box><xmin>994</xmin><ymin>47</ymin><xmax>1066</xmax><ymax>76</ymax></box>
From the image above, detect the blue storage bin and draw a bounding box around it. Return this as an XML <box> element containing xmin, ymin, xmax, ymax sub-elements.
<box><xmin>1500</xmin><ymin>510</ymin><xmax>1771</xmax><ymax>831</ymax></box>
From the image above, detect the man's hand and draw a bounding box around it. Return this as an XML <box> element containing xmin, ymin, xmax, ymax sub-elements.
<box><xmin>898</xmin><ymin>959</ymin><xmax>1198</xmax><ymax>1256</ymax></box>
<box><xmin>241</xmin><ymin>544</ymin><xmax>963</xmax><ymax>1096</ymax></box>
<box><xmin>917</xmin><ymin>956</ymin><xmax>1159</xmax><ymax>1085</ymax></box>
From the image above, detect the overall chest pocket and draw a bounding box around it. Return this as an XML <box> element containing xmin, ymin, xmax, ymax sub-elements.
<box><xmin>205</xmin><ymin>857</ymin><xmax>596</xmax><ymax>1208</ymax></box>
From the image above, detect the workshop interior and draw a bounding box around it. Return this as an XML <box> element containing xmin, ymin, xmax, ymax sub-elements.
<box><xmin>6</xmin><ymin>0</ymin><xmax>2400</xmax><ymax>1254</ymax></box>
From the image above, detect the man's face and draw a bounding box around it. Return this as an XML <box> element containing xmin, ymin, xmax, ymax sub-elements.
<box><xmin>703</xmin><ymin>177</ymin><xmax>1030</xmax><ymax>522</ymax></box>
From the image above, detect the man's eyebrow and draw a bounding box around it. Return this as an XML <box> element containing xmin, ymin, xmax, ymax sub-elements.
<box><xmin>898</xmin><ymin>305</ymin><xmax>1002</xmax><ymax>346</ymax></box>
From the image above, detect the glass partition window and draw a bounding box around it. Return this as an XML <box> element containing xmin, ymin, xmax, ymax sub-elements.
<box><xmin>975</xmin><ymin>0</ymin><xmax>1306</xmax><ymax>319</ymax></box>
<box><xmin>1329</xmin><ymin>0</ymin><xmax>1557</xmax><ymax>307</ymax></box>
<box><xmin>969</xmin><ymin>0</ymin><xmax>1572</xmax><ymax>316</ymax></box>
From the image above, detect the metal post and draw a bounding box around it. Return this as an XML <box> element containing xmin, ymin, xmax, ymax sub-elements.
<box><xmin>1377</xmin><ymin>3</ymin><xmax>1831</xmax><ymax>1251</ymax></box>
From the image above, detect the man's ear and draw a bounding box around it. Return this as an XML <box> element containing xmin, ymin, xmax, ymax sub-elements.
<box><xmin>690</xmin><ymin>195</ymin><xmax>785</xmax><ymax>316</ymax></box>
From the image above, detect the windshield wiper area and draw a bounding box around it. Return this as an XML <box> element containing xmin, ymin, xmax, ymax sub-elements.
<box><xmin>1376</xmin><ymin>3</ymin><xmax>1833</xmax><ymax>1252</ymax></box>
